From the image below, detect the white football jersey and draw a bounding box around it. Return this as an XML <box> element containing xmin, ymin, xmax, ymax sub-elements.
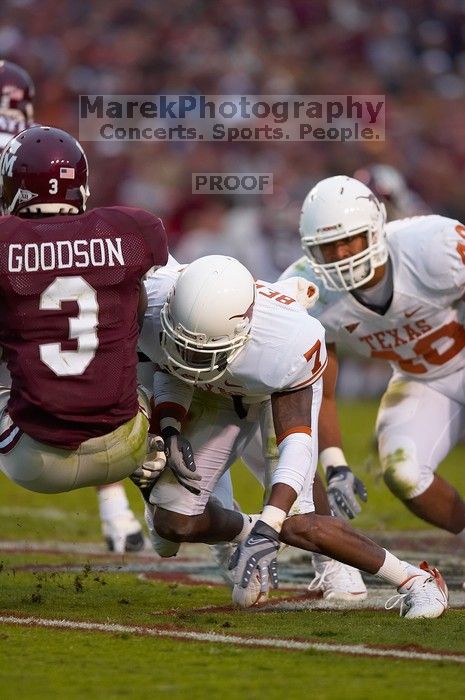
<box><xmin>281</xmin><ymin>215</ymin><xmax>465</xmax><ymax>382</ymax></box>
<box><xmin>139</xmin><ymin>258</ymin><xmax>327</xmax><ymax>402</ymax></box>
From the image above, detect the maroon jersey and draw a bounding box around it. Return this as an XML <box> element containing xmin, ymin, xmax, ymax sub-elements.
<box><xmin>0</xmin><ymin>206</ymin><xmax>168</xmax><ymax>449</ymax></box>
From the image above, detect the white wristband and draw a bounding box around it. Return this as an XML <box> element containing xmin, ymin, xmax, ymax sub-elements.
<box><xmin>260</xmin><ymin>505</ymin><xmax>287</xmax><ymax>533</ymax></box>
<box><xmin>319</xmin><ymin>446</ymin><xmax>348</xmax><ymax>472</ymax></box>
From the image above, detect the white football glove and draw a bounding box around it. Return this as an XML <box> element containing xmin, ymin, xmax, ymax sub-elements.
<box><xmin>130</xmin><ymin>435</ymin><xmax>166</xmax><ymax>494</ymax></box>
<box><xmin>229</xmin><ymin>520</ymin><xmax>280</xmax><ymax>608</ymax></box>
<box><xmin>163</xmin><ymin>428</ymin><xmax>202</xmax><ymax>495</ymax></box>
<box><xmin>326</xmin><ymin>465</ymin><xmax>367</xmax><ymax>520</ymax></box>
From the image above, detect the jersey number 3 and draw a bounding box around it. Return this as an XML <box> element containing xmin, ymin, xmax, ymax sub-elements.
<box><xmin>39</xmin><ymin>276</ymin><xmax>99</xmax><ymax>376</ymax></box>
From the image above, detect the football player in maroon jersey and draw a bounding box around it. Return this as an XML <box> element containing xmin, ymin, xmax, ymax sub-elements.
<box><xmin>0</xmin><ymin>126</ymin><xmax>168</xmax><ymax>536</ymax></box>
<box><xmin>0</xmin><ymin>59</ymin><xmax>35</xmax><ymax>150</ymax></box>
<box><xmin>0</xmin><ymin>62</ymin><xmax>152</xmax><ymax>551</ymax></box>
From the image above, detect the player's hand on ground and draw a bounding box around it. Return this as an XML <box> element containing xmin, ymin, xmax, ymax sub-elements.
<box><xmin>326</xmin><ymin>465</ymin><xmax>367</xmax><ymax>519</ymax></box>
<box><xmin>163</xmin><ymin>430</ymin><xmax>201</xmax><ymax>495</ymax></box>
<box><xmin>130</xmin><ymin>435</ymin><xmax>166</xmax><ymax>497</ymax></box>
<box><xmin>229</xmin><ymin>520</ymin><xmax>280</xmax><ymax>608</ymax></box>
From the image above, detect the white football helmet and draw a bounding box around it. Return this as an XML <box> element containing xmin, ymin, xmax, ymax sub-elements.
<box><xmin>160</xmin><ymin>255</ymin><xmax>255</xmax><ymax>385</ymax></box>
<box><xmin>299</xmin><ymin>175</ymin><xmax>387</xmax><ymax>291</ymax></box>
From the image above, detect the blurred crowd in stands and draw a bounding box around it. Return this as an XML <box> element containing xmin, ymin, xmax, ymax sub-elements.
<box><xmin>1</xmin><ymin>0</ymin><xmax>463</xmax><ymax>394</ymax></box>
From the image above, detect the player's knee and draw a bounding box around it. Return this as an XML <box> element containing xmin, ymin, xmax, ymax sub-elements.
<box><xmin>154</xmin><ymin>511</ymin><xmax>195</xmax><ymax>542</ymax></box>
<box><xmin>379</xmin><ymin>439</ymin><xmax>422</xmax><ymax>500</ymax></box>
<box><xmin>151</xmin><ymin>533</ymin><xmax>180</xmax><ymax>558</ymax></box>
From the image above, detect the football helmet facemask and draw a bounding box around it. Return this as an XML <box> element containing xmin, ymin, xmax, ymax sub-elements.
<box><xmin>299</xmin><ymin>175</ymin><xmax>387</xmax><ymax>292</ymax></box>
<box><xmin>0</xmin><ymin>126</ymin><xmax>89</xmax><ymax>216</ymax></box>
<box><xmin>160</xmin><ymin>255</ymin><xmax>255</xmax><ymax>385</ymax></box>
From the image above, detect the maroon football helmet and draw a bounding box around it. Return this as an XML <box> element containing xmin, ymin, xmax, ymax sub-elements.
<box><xmin>0</xmin><ymin>126</ymin><xmax>90</xmax><ymax>215</ymax></box>
<box><xmin>0</xmin><ymin>60</ymin><xmax>35</xmax><ymax>121</ymax></box>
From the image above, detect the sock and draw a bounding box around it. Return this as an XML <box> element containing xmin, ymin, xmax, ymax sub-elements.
<box><xmin>97</xmin><ymin>483</ymin><xmax>132</xmax><ymax>521</ymax></box>
<box><xmin>375</xmin><ymin>549</ymin><xmax>425</xmax><ymax>588</ymax></box>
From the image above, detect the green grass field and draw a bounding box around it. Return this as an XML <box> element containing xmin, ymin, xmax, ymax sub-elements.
<box><xmin>1</xmin><ymin>399</ymin><xmax>464</xmax><ymax>699</ymax></box>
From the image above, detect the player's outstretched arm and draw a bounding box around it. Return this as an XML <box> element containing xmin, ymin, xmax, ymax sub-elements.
<box><xmin>231</xmin><ymin>384</ymin><xmax>314</xmax><ymax>607</ymax></box>
<box><xmin>152</xmin><ymin>370</ymin><xmax>200</xmax><ymax>494</ymax></box>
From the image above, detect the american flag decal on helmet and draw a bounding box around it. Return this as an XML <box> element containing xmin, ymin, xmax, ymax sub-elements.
<box><xmin>60</xmin><ymin>167</ymin><xmax>75</xmax><ymax>179</ymax></box>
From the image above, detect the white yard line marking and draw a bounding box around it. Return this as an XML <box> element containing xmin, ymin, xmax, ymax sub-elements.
<box><xmin>1</xmin><ymin>614</ymin><xmax>464</xmax><ymax>664</ymax></box>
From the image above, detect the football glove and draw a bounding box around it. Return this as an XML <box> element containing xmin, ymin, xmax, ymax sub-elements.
<box><xmin>163</xmin><ymin>428</ymin><xmax>201</xmax><ymax>495</ymax></box>
<box><xmin>130</xmin><ymin>435</ymin><xmax>166</xmax><ymax>501</ymax></box>
<box><xmin>326</xmin><ymin>465</ymin><xmax>367</xmax><ymax>520</ymax></box>
<box><xmin>229</xmin><ymin>520</ymin><xmax>280</xmax><ymax>608</ymax></box>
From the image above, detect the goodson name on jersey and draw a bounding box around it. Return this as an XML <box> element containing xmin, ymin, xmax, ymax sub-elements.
<box><xmin>8</xmin><ymin>237</ymin><xmax>125</xmax><ymax>272</ymax></box>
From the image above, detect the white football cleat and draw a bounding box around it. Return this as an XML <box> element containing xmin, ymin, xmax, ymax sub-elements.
<box><xmin>102</xmin><ymin>511</ymin><xmax>144</xmax><ymax>553</ymax></box>
<box><xmin>385</xmin><ymin>561</ymin><xmax>448</xmax><ymax>619</ymax></box>
<box><xmin>308</xmin><ymin>554</ymin><xmax>368</xmax><ymax>601</ymax></box>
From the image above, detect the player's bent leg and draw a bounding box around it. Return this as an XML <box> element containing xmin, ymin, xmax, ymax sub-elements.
<box><xmin>378</xmin><ymin>432</ymin><xmax>426</xmax><ymax>501</ymax></box>
<box><xmin>0</xmin><ymin>386</ymin><xmax>149</xmax><ymax>549</ymax></box>
<box><xmin>379</xmin><ymin>428</ymin><xmax>465</xmax><ymax>532</ymax></box>
<box><xmin>281</xmin><ymin>513</ymin><xmax>385</xmax><ymax>574</ymax></box>
<box><xmin>402</xmin><ymin>475</ymin><xmax>465</xmax><ymax>533</ymax></box>
<box><xmin>143</xmin><ymin>502</ymin><xmax>180</xmax><ymax>557</ymax></box>
<box><xmin>288</xmin><ymin>466</ymin><xmax>368</xmax><ymax>601</ymax></box>
<box><xmin>0</xmin><ymin>433</ymin><xmax>83</xmax><ymax>493</ymax></box>
<box><xmin>379</xmin><ymin>437</ymin><xmax>465</xmax><ymax>532</ymax></box>
<box><xmin>153</xmin><ymin>499</ymin><xmax>245</xmax><ymax>544</ymax></box>
<box><xmin>281</xmin><ymin>514</ymin><xmax>448</xmax><ymax>618</ymax></box>
<box><xmin>0</xmin><ymin>409</ymin><xmax>150</xmax><ymax>494</ymax></box>
<box><xmin>377</xmin><ymin>376</ymin><xmax>465</xmax><ymax>532</ymax></box>
<box><xmin>154</xmin><ymin>507</ymin><xmax>201</xmax><ymax>542</ymax></box>
<box><xmin>148</xmin><ymin>396</ymin><xmax>259</xmax><ymax>551</ymax></box>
